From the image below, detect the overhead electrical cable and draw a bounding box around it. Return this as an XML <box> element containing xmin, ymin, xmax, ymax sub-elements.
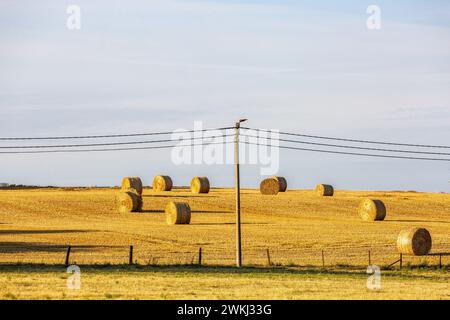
<box><xmin>0</xmin><ymin>126</ymin><xmax>234</xmax><ymax>141</ymax></box>
<box><xmin>239</xmin><ymin>133</ymin><xmax>450</xmax><ymax>156</ymax></box>
<box><xmin>241</xmin><ymin>141</ymin><xmax>450</xmax><ymax>162</ymax></box>
<box><xmin>0</xmin><ymin>134</ymin><xmax>234</xmax><ymax>149</ymax></box>
<box><xmin>241</xmin><ymin>127</ymin><xmax>450</xmax><ymax>149</ymax></box>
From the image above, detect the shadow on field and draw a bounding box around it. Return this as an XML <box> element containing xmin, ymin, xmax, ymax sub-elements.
<box><xmin>0</xmin><ymin>242</ymin><xmax>123</xmax><ymax>253</ymax></box>
<box><xmin>386</xmin><ymin>219</ymin><xmax>450</xmax><ymax>224</ymax></box>
<box><xmin>0</xmin><ymin>229</ymin><xmax>93</xmax><ymax>235</ymax></box>
<box><xmin>139</xmin><ymin>209</ymin><xmax>233</xmax><ymax>214</ymax></box>
<box><xmin>0</xmin><ymin>264</ymin><xmax>446</xmax><ymax>280</ymax></box>
<box><xmin>143</xmin><ymin>195</ymin><xmax>219</xmax><ymax>198</ymax></box>
<box><xmin>141</xmin><ymin>210</ymin><xmax>165</xmax><ymax>213</ymax></box>
<box><xmin>194</xmin><ymin>222</ymin><xmax>270</xmax><ymax>226</ymax></box>
<box><xmin>192</xmin><ymin>210</ymin><xmax>233</xmax><ymax>214</ymax></box>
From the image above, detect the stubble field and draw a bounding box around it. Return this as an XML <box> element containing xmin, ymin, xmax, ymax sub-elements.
<box><xmin>0</xmin><ymin>187</ymin><xmax>449</xmax><ymax>299</ymax></box>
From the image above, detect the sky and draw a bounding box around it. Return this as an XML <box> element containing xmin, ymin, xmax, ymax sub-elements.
<box><xmin>0</xmin><ymin>0</ymin><xmax>449</xmax><ymax>191</ymax></box>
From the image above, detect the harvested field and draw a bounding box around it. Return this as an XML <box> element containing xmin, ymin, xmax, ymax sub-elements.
<box><xmin>0</xmin><ymin>188</ymin><xmax>448</xmax><ymax>267</ymax></box>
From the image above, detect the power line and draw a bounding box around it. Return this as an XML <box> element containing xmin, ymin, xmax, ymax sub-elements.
<box><xmin>2</xmin><ymin>135</ymin><xmax>449</xmax><ymax>161</ymax></box>
<box><xmin>241</xmin><ymin>127</ymin><xmax>450</xmax><ymax>149</ymax></box>
<box><xmin>0</xmin><ymin>141</ymin><xmax>234</xmax><ymax>154</ymax></box>
<box><xmin>0</xmin><ymin>126</ymin><xmax>234</xmax><ymax>141</ymax></box>
<box><xmin>0</xmin><ymin>134</ymin><xmax>234</xmax><ymax>149</ymax></box>
<box><xmin>2</xmin><ymin>125</ymin><xmax>448</xmax><ymax>149</ymax></box>
<box><xmin>1</xmin><ymin>125</ymin><xmax>449</xmax><ymax>160</ymax></box>
<box><xmin>242</xmin><ymin>141</ymin><xmax>450</xmax><ymax>162</ymax></box>
<box><xmin>240</xmin><ymin>133</ymin><xmax>450</xmax><ymax>156</ymax></box>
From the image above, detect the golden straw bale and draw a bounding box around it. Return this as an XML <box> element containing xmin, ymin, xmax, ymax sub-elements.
<box><xmin>152</xmin><ymin>175</ymin><xmax>173</xmax><ymax>191</ymax></box>
<box><xmin>315</xmin><ymin>184</ymin><xmax>334</xmax><ymax>196</ymax></box>
<box><xmin>358</xmin><ymin>198</ymin><xmax>386</xmax><ymax>221</ymax></box>
<box><xmin>191</xmin><ymin>177</ymin><xmax>210</xmax><ymax>194</ymax></box>
<box><xmin>397</xmin><ymin>227</ymin><xmax>432</xmax><ymax>256</ymax></box>
<box><xmin>117</xmin><ymin>191</ymin><xmax>143</xmax><ymax>213</ymax></box>
<box><xmin>165</xmin><ymin>202</ymin><xmax>191</xmax><ymax>225</ymax></box>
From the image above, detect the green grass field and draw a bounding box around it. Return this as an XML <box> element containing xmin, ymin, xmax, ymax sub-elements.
<box><xmin>0</xmin><ymin>265</ymin><xmax>449</xmax><ymax>300</ymax></box>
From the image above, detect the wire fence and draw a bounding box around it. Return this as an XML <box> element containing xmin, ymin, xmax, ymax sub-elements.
<box><xmin>0</xmin><ymin>243</ymin><xmax>448</xmax><ymax>269</ymax></box>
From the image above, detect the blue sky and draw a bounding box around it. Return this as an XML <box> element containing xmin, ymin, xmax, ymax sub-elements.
<box><xmin>0</xmin><ymin>0</ymin><xmax>449</xmax><ymax>191</ymax></box>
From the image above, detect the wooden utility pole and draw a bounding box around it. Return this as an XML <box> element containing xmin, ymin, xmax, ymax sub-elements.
<box><xmin>266</xmin><ymin>248</ymin><xmax>272</xmax><ymax>266</ymax></box>
<box><xmin>65</xmin><ymin>246</ymin><xmax>72</xmax><ymax>266</ymax></box>
<box><xmin>129</xmin><ymin>245</ymin><xmax>134</xmax><ymax>265</ymax></box>
<box><xmin>235</xmin><ymin>119</ymin><xmax>247</xmax><ymax>267</ymax></box>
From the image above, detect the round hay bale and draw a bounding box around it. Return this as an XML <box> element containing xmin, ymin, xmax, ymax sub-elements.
<box><xmin>152</xmin><ymin>175</ymin><xmax>173</xmax><ymax>192</ymax></box>
<box><xmin>117</xmin><ymin>191</ymin><xmax>143</xmax><ymax>213</ymax></box>
<box><xmin>121</xmin><ymin>177</ymin><xmax>143</xmax><ymax>195</ymax></box>
<box><xmin>165</xmin><ymin>201</ymin><xmax>191</xmax><ymax>225</ymax></box>
<box><xmin>273</xmin><ymin>176</ymin><xmax>287</xmax><ymax>192</ymax></box>
<box><xmin>191</xmin><ymin>177</ymin><xmax>210</xmax><ymax>194</ymax></box>
<box><xmin>260</xmin><ymin>178</ymin><xmax>279</xmax><ymax>195</ymax></box>
<box><xmin>358</xmin><ymin>198</ymin><xmax>386</xmax><ymax>221</ymax></box>
<box><xmin>397</xmin><ymin>227</ymin><xmax>432</xmax><ymax>256</ymax></box>
<box><xmin>315</xmin><ymin>184</ymin><xmax>334</xmax><ymax>196</ymax></box>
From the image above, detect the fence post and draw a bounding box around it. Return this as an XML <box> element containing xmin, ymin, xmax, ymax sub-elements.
<box><xmin>266</xmin><ymin>248</ymin><xmax>272</xmax><ymax>266</ymax></box>
<box><xmin>65</xmin><ymin>246</ymin><xmax>71</xmax><ymax>266</ymax></box>
<box><xmin>368</xmin><ymin>250</ymin><xmax>371</xmax><ymax>265</ymax></box>
<box><xmin>129</xmin><ymin>245</ymin><xmax>134</xmax><ymax>265</ymax></box>
<box><xmin>399</xmin><ymin>253</ymin><xmax>403</xmax><ymax>269</ymax></box>
<box><xmin>439</xmin><ymin>253</ymin><xmax>442</xmax><ymax>269</ymax></box>
<box><xmin>321</xmin><ymin>250</ymin><xmax>325</xmax><ymax>268</ymax></box>
<box><xmin>198</xmin><ymin>247</ymin><xmax>202</xmax><ymax>266</ymax></box>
